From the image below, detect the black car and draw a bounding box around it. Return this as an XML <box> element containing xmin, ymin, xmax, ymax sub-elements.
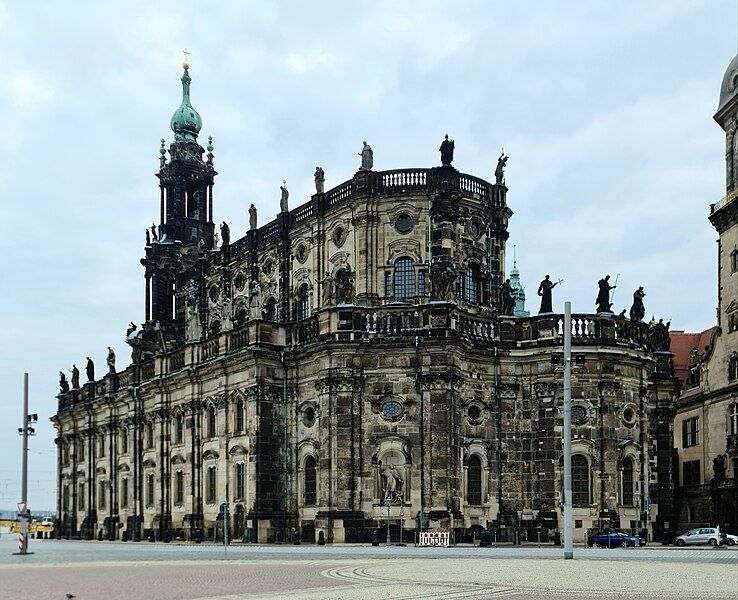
<box><xmin>587</xmin><ymin>530</ymin><xmax>645</xmax><ymax>548</ymax></box>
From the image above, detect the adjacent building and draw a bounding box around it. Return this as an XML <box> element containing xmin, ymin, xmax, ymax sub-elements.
<box><xmin>53</xmin><ymin>62</ymin><xmax>681</xmax><ymax>544</ymax></box>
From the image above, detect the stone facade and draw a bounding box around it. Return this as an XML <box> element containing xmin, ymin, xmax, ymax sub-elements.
<box><xmin>52</xmin><ymin>65</ymin><xmax>680</xmax><ymax>544</ymax></box>
<box><xmin>672</xmin><ymin>55</ymin><xmax>738</xmax><ymax>536</ymax></box>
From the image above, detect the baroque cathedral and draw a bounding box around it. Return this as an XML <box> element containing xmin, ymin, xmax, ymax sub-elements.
<box><xmin>53</xmin><ymin>60</ymin><xmax>682</xmax><ymax>545</ymax></box>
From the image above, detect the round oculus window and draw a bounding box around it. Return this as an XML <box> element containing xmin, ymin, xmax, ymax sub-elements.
<box><xmin>468</xmin><ymin>405</ymin><xmax>481</xmax><ymax>421</ymax></box>
<box><xmin>623</xmin><ymin>407</ymin><xmax>636</xmax><ymax>425</ymax></box>
<box><xmin>468</xmin><ymin>221</ymin><xmax>481</xmax><ymax>239</ymax></box>
<box><xmin>394</xmin><ymin>213</ymin><xmax>413</xmax><ymax>234</ymax></box>
<box><xmin>296</xmin><ymin>244</ymin><xmax>308</xmax><ymax>263</ymax></box>
<box><xmin>571</xmin><ymin>405</ymin><xmax>587</xmax><ymax>424</ymax></box>
<box><xmin>263</xmin><ymin>259</ymin><xmax>274</xmax><ymax>275</ymax></box>
<box><xmin>303</xmin><ymin>406</ymin><xmax>316</xmax><ymax>427</ymax></box>
<box><xmin>380</xmin><ymin>400</ymin><xmax>403</xmax><ymax>420</ymax></box>
<box><xmin>333</xmin><ymin>226</ymin><xmax>346</xmax><ymax>247</ymax></box>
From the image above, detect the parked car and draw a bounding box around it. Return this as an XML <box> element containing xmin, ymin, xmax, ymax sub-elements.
<box><xmin>587</xmin><ymin>531</ymin><xmax>645</xmax><ymax>548</ymax></box>
<box><xmin>724</xmin><ymin>533</ymin><xmax>737</xmax><ymax>546</ymax></box>
<box><xmin>674</xmin><ymin>527</ymin><xmax>726</xmax><ymax>546</ymax></box>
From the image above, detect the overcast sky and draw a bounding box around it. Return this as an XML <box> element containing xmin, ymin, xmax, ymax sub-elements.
<box><xmin>0</xmin><ymin>1</ymin><xmax>734</xmax><ymax>511</ymax></box>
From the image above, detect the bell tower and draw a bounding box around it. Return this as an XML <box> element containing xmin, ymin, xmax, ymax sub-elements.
<box><xmin>139</xmin><ymin>58</ymin><xmax>217</xmax><ymax>351</ymax></box>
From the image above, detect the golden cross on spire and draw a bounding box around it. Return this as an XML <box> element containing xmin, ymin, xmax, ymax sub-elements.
<box><xmin>182</xmin><ymin>48</ymin><xmax>191</xmax><ymax>69</ymax></box>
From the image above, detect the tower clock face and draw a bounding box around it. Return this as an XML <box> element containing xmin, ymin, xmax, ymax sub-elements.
<box><xmin>380</xmin><ymin>400</ymin><xmax>403</xmax><ymax>420</ymax></box>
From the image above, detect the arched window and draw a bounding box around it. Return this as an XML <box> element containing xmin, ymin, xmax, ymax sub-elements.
<box><xmin>297</xmin><ymin>284</ymin><xmax>310</xmax><ymax>321</ymax></box>
<box><xmin>207</xmin><ymin>465</ymin><xmax>217</xmax><ymax>503</ymax></box>
<box><xmin>463</xmin><ymin>264</ymin><xmax>480</xmax><ymax>303</ymax></box>
<box><xmin>467</xmin><ymin>455</ymin><xmax>482</xmax><ymax>505</ymax></box>
<box><xmin>264</xmin><ymin>297</ymin><xmax>276</xmax><ymax>322</ymax></box>
<box><xmin>572</xmin><ymin>455</ymin><xmax>590</xmax><ymax>506</ymax></box>
<box><xmin>146</xmin><ymin>472</ymin><xmax>155</xmax><ymax>507</ymax></box>
<box><xmin>235</xmin><ymin>462</ymin><xmax>245</xmax><ymax>499</ymax></box>
<box><xmin>393</xmin><ymin>258</ymin><xmax>416</xmax><ymax>299</ymax></box>
<box><xmin>304</xmin><ymin>456</ymin><xmax>317</xmax><ymax>505</ymax></box>
<box><xmin>729</xmin><ymin>353</ymin><xmax>738</xmax><ymax>381</ymax></box>
<box><xmin>207</xmin><ymin>406</ymin><xmax>216</xmax><ymax>438</ymax></box>
<box><xmin>729</xmin><ymin>402</ymin><xmax>738</xmax><ymax>436</ymax></box>
<box><xmin>235</xmin><ymin>398</ymin><xmax>245</xmax><ymax>433</ymax></box>
<box><xmin>621</xmin><ymin>458</ymin><xmax>634</xmax><ymax>506</ymax></box>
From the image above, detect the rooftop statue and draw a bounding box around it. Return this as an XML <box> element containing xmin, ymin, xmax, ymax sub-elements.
<box><xmin>59</xmin><ymin>371</ymin><xmax>69</xmax><ymax>394</ymax></box>
<box><xmin>150</xmin><ymin>223</ymin><xmax>158</xmax><ymax>241</ymax></box>
<box><xmin>145</xmin><ymin>229</ymin><xmax>151</xmax><ymax>246</ymax></box>
<box><xmin>537</xmin><ymin>275</ymin><xmax>559</xmax><ymax>314</ymax></box>
<box><xmin>595</xmin><ymin>275</ymin><xmax>616</xmax><ymax>313</ymax></box>
<box><xmin>358</xmin><ymin>141</ymin><xmax>373</xmax><ymax>171</ymax></box>
<box><xmin>500</xmin><ymin>278</ymin><xmax>514</xmax><ymax>315</ymax></box>
<box><xmin>107</xmin><ymin>346</ymin><xmax>116</xmax><ymax>374</ymax></box>
<box><xmin>249</xmin><ymin>203</ymin><xmax>257</xmax><ymax>231</ymax></box>
<box><xmin>495</xmin><ymin>150</ymin><xmax>508</xmax><ymax>185</ymax></box>
<box><xmin>314</xmin><ymin>166</ymin><xmax>325</xmax><ymax>193</ymax></box>
<box><xmin>280</xmin><ymin>181</ymin><xmax>289</xmax><ymax>213</ymax></box>
<box><xmin>220</xmin><ymin>221</ymin><xmax>230</xmax><ymax>247</ymax></box>
<box><xmin>71</xmin><ymin>365</ymin><xmax>80</xmax><ymax>389</ymax></box>
<box><xmin>630</xmin><ymin>286</ymin><xmax>646</xmax><ymax>322</ymax></box>
<box><xmin>439</xmin><ymin>134</ymin><xmax>455</xmax><ymax>166</ymax></box>
<box><xmin>85</xmin><ymin>357</ymin><xmax>94</xmax><ymax>382</ymax></box>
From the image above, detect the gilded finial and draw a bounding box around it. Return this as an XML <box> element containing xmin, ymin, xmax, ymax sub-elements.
<box><xmin>182</xmin><ymin>48</ymin><xmax>191</xmax><ymax>70</ymax></box>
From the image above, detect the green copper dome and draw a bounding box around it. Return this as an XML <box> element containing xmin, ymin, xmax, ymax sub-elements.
<box><xmin>170</xmin><ymin>67</ymin><xmax>202</xmax><ymax>142</ymax></box>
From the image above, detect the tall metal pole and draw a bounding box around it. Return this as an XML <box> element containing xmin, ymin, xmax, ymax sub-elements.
<box><xmin>19</xmin><ymin>374</ymin><xmax>29</xmax><ymax>555</ymax></box>
<box><xmin>563</xmin><ymin>303</ymin><xmax>574</xmax><ymax>559</ymax></box>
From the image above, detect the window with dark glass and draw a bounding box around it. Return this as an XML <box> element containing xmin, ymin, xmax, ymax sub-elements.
<box><xmin>146</xmin><ymin>473</ymin><xmax>155</xmax><ymax>507</ymax></box>
<box><xmin>121</xmin><ymin>477</ymin><xmax>128</xmax><ymax>509</ymax></box>
<box><xmin>78</xmin><ymin>440</ymin><xmax>85</xmax><ymax>462</ymax></box>
<box><xmin>99</xmin><ymin>435</ymin><xmax>105</xmax><ymax>458</ymax></box>
<box><xmin>99</xmin><ymin>480</ymin><xmax>106</xmax><ymax>509</ymax></box>
<box><xmin>467</xmin><ymin>454</ymin><xmax>482</xmax><ymax>505</ymax></box>
<box><xmin>79</xmin><ymin>483</ymin><xmax>85</xmax><ymax>511</ymax></box>
<box><xmin>393</xmin><ymin>258</ymin><xmax>416</xmax><ymax>299</ymax></box>
<box><xmin>682</xmin><ymin>417</ymin><xmax>700</xmax><ymax>448</ymax></box>
<box><xmin>121</xmin><ymin>430</ymin><xmax>128</xmax><ymax>454</ymax></box>
<box><xmin>731</xmin><ymin>250</ymin><xmax>738</xmax><ymax>272</ymax></box>
<box><xmin>304</xmin><ymin>456</ymin><xmax>317</xmax><ymax>505</ymax></box>
<box><xmin>621</xmin><ymin>458</ymin><xmax>634</xmax><ymax>506</ymax></box>
<box><xmin>235</xmin><ymin>398</ymin><xmax>245</xmax><ymax>433</ymax></box>
<box><xmin>236</xmin><ymin>462</ymin><xmax>245</xmax><ymax>499</ymax></box>
<box><xmin>297</xmin><ymin>284</ymin><xmax>310</xmax><ymax>320</ymax></box>
<box><xmin>207</xmin><ymin>406</ymin><xmax>216</xmax><ymax>438</ymax></box>
<box><xmin>463</xmin><ymin>264</ymin><xmax>480</xmax><ymax>303</ymax></box>
<box><xmin>147</xmin><ymin>422</ymin><xmax>154</xmax><ymax>449</ymax></box>
<box><xmin>572</xmin><ymin>455</ymin><xmax>590</xmax><ymax>506</ymax></box>
<box><xmin>384</xmin><ymin>271</ymin><xmax>392</xmax><ymax>297</ymax></box>
<box><xmin>175</xmin><ymin>471</ymin><xmax>184</xmax><ymax>505</ymax></box>
<box><xmin>682</xmin><ymin>460</ymin><xmax>701</xmax><ymax>486</ymax></box>
<box><xmin>207</xmin><ymin>465</ymin><xmax>216</xmax><ymax>503</ymax></box>
<box><xmin>730</xmin><ymin>402</ymin><xmax>738</xmax><ymax>436</ymax></box>
<box><xmin>729</xmin><ymin>354</ymin><xmax>738</xmax><ymax>381</ymax></box>
<box><xmin>62</xmin><ymin>485</ymin><xmax>69</xmax><ymax>511</ymax></box>
<box><xmin>418</xmin><ymin>271</ymin><xmax>426</xmax><ymax>296</ymax></box>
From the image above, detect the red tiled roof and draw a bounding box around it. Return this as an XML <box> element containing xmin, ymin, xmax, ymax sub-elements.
<box><xmin>670</xmin><ymin>328</ymin><xmax>715</xmax><ymax>387</ymax></box>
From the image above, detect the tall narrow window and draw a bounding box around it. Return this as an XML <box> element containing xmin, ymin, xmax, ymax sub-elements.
<box><xmin>621</xmin><ymin>458</ymin><xmax>634</xmax><ymax>506</ymax></box>
<box><xmin>463</xmin><ymin>264</ymin><xmax>480</xmax><ymax>303</ymax></box>
<box><xmin>175</xmin><ymin>470</ymin><xmax>184</xmax><ymax>505</ymax></box>
<box><xmin>467</xmin><ymin>455</ymin><xmax>482</xmax><ymax>505</ymax></box>
<box><xmin>146</xmin><ymin>473</ymin><xmax>155</xmax><ymax>507</ymax></box>
<box><xmin>99</xmin><ymin>480</ymin><xmax>106</xmax><ymax>509</ymax></box>
<box><xmin>207</xmin><ymin>465</ymin><xmax>217</xmax><ymax>504</ymax></box>
<box><xmin>63</xmin><ymin>485</ymin><xmax>70</xmax><ymax>512</ymax></box>
<box><xmin>384</xmin><ymin>271</ymin><xmax>392</xmax><ymax>297</ymax></box>
<box><xmin>236</xmin><ymin>462</ymin><xmax>245</xmax><ymax>499</ymax></box>
<box><xmin>297</xmin><ymin>284</ymin><xmax>310</xmax><ymax>320</ymax></box>
<box><xmin>730</xmin><ymin>354</ymin><xmax>738</xmax><ymax>381</ymax></box>
<box><xmin>99</xmin><ymin>435</ymin><xmax>105</xmax><ymax>458</ymax></box>
<box><xmin>79</xmin><ymin>483</ymin><xmax>85</xmax><ymax>511</ymax></box>
<box><xmin>393</xmin><ymin>258</ymin><xmax>416</xmax><ymax>299</ymax></box>
<box><xmin>79</xmin><ymin>441</ymin><xmax>85</xmax><ymax>462</ymax></box>
<box><xmin>175</xmin><ymin>414</ymin><xmax>184</xmax><ymax>444</ymax></box>
<box><xmin>235</xmin><ymin>399</ymin><xmax>244</xmax><ymax>433</ymax></box>
<box><xmin>207</xmin><ymin>406</ymin><xmax>216</xmax><ymax>438</ymax></box>
<box><xmin>147</xmin><ymin>422</ymin><xmax>154</xmax><ymax>449</ymax></box>
<box><xmin>572</xmin><ymin>455</ymin><xmax>590</xmax><ymax>506</ymax></box>
<box><xmin>121</xmin><ymin>430</ymin><xmax>128</xmax><ymax>454</ymax></box>
<box><xmin>682</xmin><ymin>417</ymin><xmax>700</xmax><ymax>448</ymax></box>
<box><xmin>121</xmin><ymin>477</ymin><xmax>128</xmax><ymax>509</ymax></box>
<box><xmin>304</xmin><ymin>456</ymin><xmax>317</xmax><ymax>505</ymax></box>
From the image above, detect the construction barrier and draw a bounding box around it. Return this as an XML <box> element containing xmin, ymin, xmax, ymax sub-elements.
<box><xmin>418</xmin><ymin>531</ymin><xmax>450</xmax><ymax>547</ymax></box>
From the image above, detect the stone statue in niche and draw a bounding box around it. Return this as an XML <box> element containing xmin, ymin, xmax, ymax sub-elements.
<box><xmin>280</xmin><ymin>181</ymin><xmax>289</xmax><ymax>213</ymax></box>
<box><xmin>439</xmin><ymin>134</ymin><xmax>455</xmax><ymax>166</ymax></box>
<box><xmin>381</xmin><ymin>464</ymin><xmax>404</xmax><ymax>503</ymax></box>
<box><xmin>494</xmin><ymin>151</ymin><xmax>508</xmax><ymax>185</ymax></box>
<box><xmin>595</xmin><ymin>275</ymin><xmax>616</xmax><ymax>313</ymax></box>
<box><xmin>500</xmin><ymin>278</ymin><xmax>514</xmax><ymax>315</ymax></box>
<box><xmin>314</xmin><ymin>166</ymin><xmax>325</xmax><ymax>193</ymax></box>
<box><xmin>106</xmin><ymin>347</ymin><xmax>116</xmax><ymax>374</ymax></box>
<box><xmin>335</xmin><ymin>267</ymin><xmax>355</xmax><ymax>305</ymax></box>
<box><xmin>221</xmin><ymin>297</ymin><xmax>233</xmax><ymax>330</ymax></box>
<box><xmin>71</xmin><ymin>364</ymin><xmax>80</xmax><ymax>389</ymax></box>
<box><xmin>249</xmin><ymin>203</ymin><xmax>257</xmax><ymax>230</ymax></box>
<box><xmin>322</xmin><ymin>274</ymin><xmax>334</xmax><ymax>305</ymax></box>
<box><xmin>249</xmin><ymin>285</ymin><xmax>262</xmax><ymax>320</ymax></box>
<box><xmin>358</xmin><ymin>141</ymin><xmax>373</xmax><ymax>171</ymax></box>
<box><xmin>185</xmin><ymin>299</ymin><xmax>201</xmax><ymax>343</ymax></box>
<box><xmin>59</xmin><ymin>371</ymin><xmax>69</xmax><ymax>394</ymax></box>
<box><xmin>629</xmin><ymin>286</ymin><xmax>646</xmax><ymax>322</ymax></box>
<box><xmin>220</xmin><ymin>221</ymin><xmax>230</xmax><ymax>247</ymax></box>
<box><xmin>85</xmin><ymin>357</ymin><xmax>95</xmax><ymax>382</ymax></box>
<box><xmin>430</xmin><ymin>263</ymin><xmax>458</xmax><ymax>301</ymax></box>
